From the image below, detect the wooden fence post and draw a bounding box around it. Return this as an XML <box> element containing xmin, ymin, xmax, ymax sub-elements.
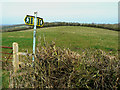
<box><xmin>13</xmin><ymin>42</ymin><xmax>19</xmax><ymax>72</ymax></box>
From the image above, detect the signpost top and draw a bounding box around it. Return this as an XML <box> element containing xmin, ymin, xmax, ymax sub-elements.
<box><xmin>24</xmin><ymin>14</ymin><xmax>44</xmax><ymax>27</ymax></box>
<box><xmin>34</xmin><ymin>12</ymin><xmax>37</xmax><ymax>14</ymax></box>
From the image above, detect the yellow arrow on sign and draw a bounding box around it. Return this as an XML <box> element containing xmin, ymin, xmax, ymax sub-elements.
<box><xmin>24</xmin><ymin>15</ymin><xmax>44</xmax><ymax>27</ymax></box>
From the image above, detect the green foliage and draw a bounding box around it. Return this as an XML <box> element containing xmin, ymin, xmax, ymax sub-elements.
<box><xmin>44</xmin><ymin>22</ymin><xmax>119</xmax><ymax>31</ymax></box>
<box><xmin>2</xmin><ymin>71</ymin><xmax>10</xmax><ymax>88</ymax></box>
<box><xmin>10</xmin><ymin>42</ymin><xmax>120</xmax><ymax>89</ymax></box>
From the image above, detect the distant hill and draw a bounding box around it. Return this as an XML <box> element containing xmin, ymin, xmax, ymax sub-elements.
<box><xmin>1</xmin><ymin>24</ymin><xmax>32</xmax><ymax>32</ymax></box>
<box><xmin>1</xmin><ymin>22</ymin><xmax>119</xmax><ymax>32</ymax></box>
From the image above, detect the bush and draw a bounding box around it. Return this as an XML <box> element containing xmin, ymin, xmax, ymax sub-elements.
<box><xmin>10</xmin><ymin>42</ymin><xmax>120</xmax><ymax>89</ymax></box>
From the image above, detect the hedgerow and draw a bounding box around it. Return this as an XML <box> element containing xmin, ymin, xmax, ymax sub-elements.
<box><xmin>10</xmin><ymin>41</ymin><xmax>120</xmax><ymax>89</ymax></box>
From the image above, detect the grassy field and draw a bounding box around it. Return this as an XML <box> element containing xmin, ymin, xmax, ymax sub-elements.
<box><xmin>2</xmin><ymin>26</ymin><xmax>118</xmax><ymax>54</ymax></box>
<box><xmin>2</xmin><ymin>26</ymin><xmax>118</xmax><ymax>88</ymax></box>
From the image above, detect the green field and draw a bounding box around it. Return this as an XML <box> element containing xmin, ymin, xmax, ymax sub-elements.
<box><xmin>2</xmin><ymin>26</ymin><xmax>118</xmax><ymax>88</ymax></box>
<box><xmin>2</xmin><ymin>26</ymin><xmax>118</xmax><ymax>53</ymax></box>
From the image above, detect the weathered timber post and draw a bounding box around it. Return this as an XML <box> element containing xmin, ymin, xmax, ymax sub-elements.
<box><xmin>13</xmin><ymin>42</ymin><xmax>19</xmax><ymax>72</ymax></box>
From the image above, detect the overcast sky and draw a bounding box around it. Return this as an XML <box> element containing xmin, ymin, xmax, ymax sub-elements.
<box><xmin>0</xmin><ymin>1</ymin><xmax>119</xmax><ymax>25</ymax></box>
<box><xmin>0</xmin><ymin>0</ymin><xmax>119</xmax><ymax>2</ymax></box>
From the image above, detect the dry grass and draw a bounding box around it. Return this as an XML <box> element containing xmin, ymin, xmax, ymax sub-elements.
<box><xmin>9</xmin><ymin>41</ymin><xmax>120</xmax><ymax>89</ymax></box>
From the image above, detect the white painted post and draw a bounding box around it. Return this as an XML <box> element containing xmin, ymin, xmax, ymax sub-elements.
<box><xmin>32</xmin><ymin>12</ymin><xmax>37</xmax><ymax>62</ymax></box>
<box><xmin>13</xmin><ymin>42</ymin><xmax>19</xmax><ymax>72</ymax></box>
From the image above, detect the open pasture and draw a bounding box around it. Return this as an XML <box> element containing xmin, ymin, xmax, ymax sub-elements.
<box><xmin>2</xmin><ymin>26</ymin><xmax>118</xmax><ymax>54</ymax></box>
<box><xmin>2</xmin><ymin>26</ymin><xmax>119</xmax><ymax>88</ymax></box>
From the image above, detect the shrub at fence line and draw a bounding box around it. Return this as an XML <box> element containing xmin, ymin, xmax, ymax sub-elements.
<box><xmin>10</xmin><ymin>41</ymin><xmax>120</xmax><ymax>89</ymax></box>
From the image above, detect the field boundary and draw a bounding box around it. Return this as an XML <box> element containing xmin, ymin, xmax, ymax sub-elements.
<box><xmin>1</xmin><ymin>43</ymin><xmax>31</xmax><ymax>72</ymax></box>
<box><xmin>1</xmin><ymin>22</ymin><xmax>119</xmax><ymax>32</ymax></box>
<box><xmin>0</xmin><ymin>46</ymin><xmax>13</xmax><ymax>61</ymax></box>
